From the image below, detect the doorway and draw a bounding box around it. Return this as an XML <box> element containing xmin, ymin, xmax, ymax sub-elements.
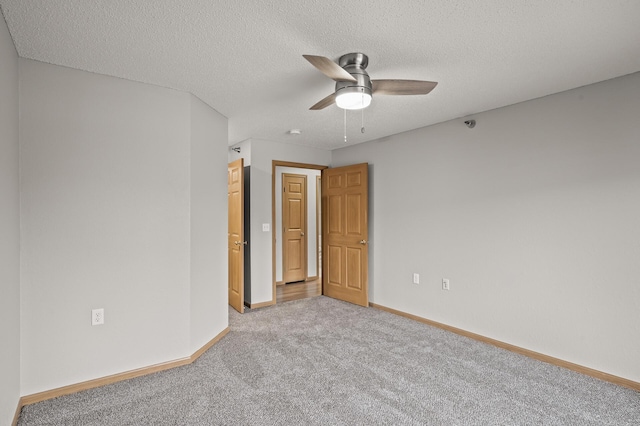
<box><xmin>272</xmin><ymin>162</ymin><xmax>325</xmax><ymax>302</ymax></box>
<box><xmin>271</xmin><ymin>161</ymin><xmax>369</xmax><ymax>307</ymax></box>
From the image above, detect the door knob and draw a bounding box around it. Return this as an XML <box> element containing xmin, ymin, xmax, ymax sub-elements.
<box><xmin>301</xmin><ymin>232</ymin><xmax>305</xmax><ymax>236</ymax></box>
<box><xmin>359</xmin><ymin>240</ymin><xmax>368</xmax><ymax>245</ymax></box>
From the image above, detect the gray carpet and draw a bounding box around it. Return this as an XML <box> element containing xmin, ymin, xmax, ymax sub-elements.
<box><xmin>18</xmin><ymin>296</ymin><xmax>640</xmax><ymax>425</ymax></box>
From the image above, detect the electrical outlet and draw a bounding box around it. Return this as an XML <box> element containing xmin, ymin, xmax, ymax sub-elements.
<box><xmin>442</xmin><ymin>279</ymin><xmax>450</xmax><ymax>291</ymax></box>
<box><xmin>262</xmin><ymin>223</ymin><xmax>270</xmax><ymax>232</ymax></box>
<box><xmin>92</xmin><ymin>308</ymin><xmax>104</xmax><ymax>326</ymax></box>
<box><xmin>413</xmin><ymin>273</ymin><xmax>420</xmax><ymax>284</ymax></box>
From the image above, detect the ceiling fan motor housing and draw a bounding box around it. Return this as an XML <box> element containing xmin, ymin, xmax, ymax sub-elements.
<box><xmin>335</xmin><ymin>53</ymin><xmax>372</xmax><ymax>99</ymax></box>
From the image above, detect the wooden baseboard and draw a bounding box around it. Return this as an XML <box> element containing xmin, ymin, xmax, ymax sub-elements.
<box><xmin>369</xmin><ymin>303</ymin><xmax>640</xmax><ymax>392</ymax></box>
<box><xmin>246</xmin><ymin>300</ymin><xmax>275</xmax><ymax>309</ymax></box>
<box><xmin>190</xmin><ymin>327</ymin><xmax>230</xmax><ymax>362</ymax></box>
<box><xmin>12</xmin><ymin>402</ymin><xmax>22</xmax><ymax>426</ymax></box>
<box><xmin>15</xmin><ymin>326</ymin><xmax>231</xmax><ymax>419</ymax></box>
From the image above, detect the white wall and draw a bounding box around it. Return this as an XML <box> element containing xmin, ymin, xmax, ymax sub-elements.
<box><xmin>0</xmin><ymin>10</ymin><xmax>20</xmax><ymax>425</ymax></box>
<box><xmin>275</xmin><ymin>167</ymin><xmax>321</xmax><ymax>281</ymax></box>
<box><xmin>189</xmin><ymin>95</ymin><xmax>229</xmax><ymax>353</ymax></box>
<box><xmin>19</xmin><ymin>59</ymin><xmax>228</xmax><ymax>395</ymax></box>
<box><xmin>249</xmin><ymin>139</ymin><xmax>331</xmax><ymax>304</ymax></box>
<box><xmin>332</xmin><ymin>72</ymin><xmax>640</xmax><ymax>382</ymax></box>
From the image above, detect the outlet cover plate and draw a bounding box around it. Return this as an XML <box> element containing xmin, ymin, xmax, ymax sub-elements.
<box><xmin>442</xmin><ymin>279</ymin><xmax>450</xmax><ymax>290</ymax></box>
<box><xmin>92</xmin><ymin>308</ymin><xmax>104</xmax><ymax>326</ymax></box>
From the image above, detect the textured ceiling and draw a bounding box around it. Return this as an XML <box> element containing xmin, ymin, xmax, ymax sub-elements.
<box><xmin>2</xmin><ymin>0</ymin><xmax>640</xmax><ymax>150</ymax></box>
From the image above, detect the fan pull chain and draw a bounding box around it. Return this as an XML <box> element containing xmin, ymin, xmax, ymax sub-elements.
<box><xmin>344</xmin><ymin>108</ymin><xmax>347</xmax><ymax>143</ymax></box>
<box><xmin>361</xmin><ymin>105</ymin><xmax>365</xmax><ymax>134</ymax></box>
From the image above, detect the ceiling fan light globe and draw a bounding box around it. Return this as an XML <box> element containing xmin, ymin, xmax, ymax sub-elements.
<box><xmin>336</xmin><ymin>92</ymin><xmax>372</xmax><ymax>110</ymax></box>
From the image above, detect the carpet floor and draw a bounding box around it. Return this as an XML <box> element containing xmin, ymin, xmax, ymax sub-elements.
<box><xmin>18</xmin><ymin>296</ymin><xmax>640</xmax><ymax>425</ymax></box>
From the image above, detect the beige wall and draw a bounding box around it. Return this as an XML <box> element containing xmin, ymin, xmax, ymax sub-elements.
<box><xmin>19</xmin><ymin>59</ymin><xmax>228</xmax><ymax>395</ymax></box>
<box><xmin>0</xmin><ymin>10</ymin><xmax>20</xmax><ymax>425</ymax></box>
<box><xmin>332</xmin><ymin>72</ymin><xmax>640</xmax><ymax>382</ymax></box>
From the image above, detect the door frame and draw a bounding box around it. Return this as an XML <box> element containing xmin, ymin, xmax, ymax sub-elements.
<box><xmin>271</xmin><ymin>161</ymin><xmax>328</xmax><ymax>304</ymax></box>
<box><xmin>316</xmin><ymin>175</ymin><xmax>322</xmax><ymax>282</ymax></box>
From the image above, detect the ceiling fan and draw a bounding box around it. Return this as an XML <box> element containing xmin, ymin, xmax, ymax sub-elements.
<box><xmin>303</xmin><ymin>53</ymin><xmax>438</xmax><ymax>111</ymax></box>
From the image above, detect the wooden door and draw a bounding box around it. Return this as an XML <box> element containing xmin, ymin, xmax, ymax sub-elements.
<box><xmin>322</xmin><ymin>163</ymin><xmax>369</xmax><ymax>307</ymax></box>
<box><xmin>282</xmin><ymin>173</ymin><xmax>307</xmax><ymax>283</ymax></box>
<box><xmin>228</xmin><ymin>159</ymin><xmax>244</xmax><ymax>313</ymax></box>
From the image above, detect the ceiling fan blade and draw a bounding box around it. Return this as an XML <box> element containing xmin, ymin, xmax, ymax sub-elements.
<box><xmin>372</xmin><ymin>80</ymin><xmax>438</xmax><ymax>95</ymax></box>
<box><xmin>303</xmin><ymin>55</ymin><xmax>357</xmax><ymax>82</ymax></box>
<box><xmin>309</xmin><ymin>93</ymin><xmax>336</xmax><ymax>110</ymax></box>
